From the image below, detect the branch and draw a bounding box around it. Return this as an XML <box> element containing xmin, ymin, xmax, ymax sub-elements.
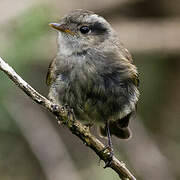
<box><xmin>0</xmin><ymin>57</ymin><xmax>136</xmax><ymax>180</ymax></box>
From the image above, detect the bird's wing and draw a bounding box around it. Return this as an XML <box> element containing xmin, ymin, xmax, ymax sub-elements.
<box><xmin>120</xmin><ymin>45</ymin><xmax>139</xmax><ymax>87</ymax></box>
<box><xmin>122</xmin><ymin>47</ymin><xmax>133</xmax><ymax>63</ymax></box>
<box><xmin>46</xmin><ymin>58</ymin><xmax>56</xmax><ymax>86</ymax></box>
<box><xmin>131</xmin><ymin>73</ymin><xmax>139</xmax><ymax>87</ymax></box>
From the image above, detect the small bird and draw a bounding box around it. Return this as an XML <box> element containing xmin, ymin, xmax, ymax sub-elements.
<box><xmin>46</xmin><ymin>9</ymin><xmax>139</xmax><ymax>165</ymax></box>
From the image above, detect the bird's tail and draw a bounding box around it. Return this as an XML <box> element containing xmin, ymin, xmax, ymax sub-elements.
<box><xmin>98</xmin><ymin>113</ymin><xmax>133</xmax><ymax>139</ymax></box>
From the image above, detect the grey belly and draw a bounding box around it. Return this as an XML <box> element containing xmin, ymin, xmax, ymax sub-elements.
<box><xmin>53</xmin><ymin>79</ymin><xmax>134</xmax><ymax>124</ymax></box>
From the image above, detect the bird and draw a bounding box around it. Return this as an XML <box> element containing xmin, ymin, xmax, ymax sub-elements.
<box><xmin>46</xmin><ymin>9</ymin><xmax>139</xmax><ymax>166</ymax></box>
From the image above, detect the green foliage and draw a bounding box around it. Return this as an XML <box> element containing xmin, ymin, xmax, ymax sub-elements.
<box><xmin>0</xmin><ymin>5</ymin><xmax>51</xmax><ymax>99</ymax></box>
<box><xmin>3</xmin><ymin>5</ymin><xmax>51</xmax><ymax>69</ymax></box>
<box><xmin>0</xmin><ymin>5</ymin><xmax>52</xmax><ymax>132</ymax></box>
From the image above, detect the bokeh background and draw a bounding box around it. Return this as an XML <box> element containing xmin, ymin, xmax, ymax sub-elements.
<box><xmin>0</xmin><ymin>0</ymin><xmax>180</xmax><ymax>180</ymax></box>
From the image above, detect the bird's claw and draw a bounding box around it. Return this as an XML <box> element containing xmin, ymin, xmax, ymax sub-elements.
<box><xmin>51</xmin><ymin>104</ymin><xmax>76</xmax><ymax>125</ymax></box>
<box><xmin>63</xmin><ymin>104</ymin><xmax>76</xmax><ymax>124</ymax></box>
<box><xmin>100</xmin><ymin>145</ymin><xmax>114</xmax><ymax>168</ymax></box>
<box><xmin>51</xmin><ymin>104</ymin><xmax>60</xmax><ymax>116</ymax></box>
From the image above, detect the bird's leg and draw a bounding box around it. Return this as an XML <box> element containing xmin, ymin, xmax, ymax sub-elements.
<box><xmin>101</xmin><ymin>120</ymin><xmax>114</xmax><ymax>168</ymax></box>
<box><xmin>105</xmin><ymin>120</ymin><xmax>114</xmax><ymax>167</ymax></box>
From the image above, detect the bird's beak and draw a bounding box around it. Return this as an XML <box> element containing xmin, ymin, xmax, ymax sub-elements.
<box><xmin>49</xmin><ymin>23</ymin><xmax>74</xmax><ymax>35</ymax></box>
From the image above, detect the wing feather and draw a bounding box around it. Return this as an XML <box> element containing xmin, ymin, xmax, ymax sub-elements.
<box><xmin>46</xmin><ymin>58</ymin><xmax>56</xmax><ymax>86</ymax></box>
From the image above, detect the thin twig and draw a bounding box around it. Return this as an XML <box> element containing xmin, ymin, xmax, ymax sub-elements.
<box><xmin>0</xmin><ymin>57</ymin><xmax>136</xmax><ymax>180</ymax></box>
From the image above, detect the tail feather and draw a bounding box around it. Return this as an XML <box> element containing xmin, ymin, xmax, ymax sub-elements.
<box><xmin>98</xmin><ymin>112</ymin><xmax>134</xmax><ymax>139</ymax></box>
<box><xmin>98</xmin><ymin>124</ymin><xmax>131</xmax><ymax>139</ymax></box>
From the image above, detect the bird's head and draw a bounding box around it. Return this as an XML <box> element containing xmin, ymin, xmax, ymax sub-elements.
<box><xmin>49</xmin><ymin>9</ymin><xmax>116</xmax><ymax>55</ymax></box>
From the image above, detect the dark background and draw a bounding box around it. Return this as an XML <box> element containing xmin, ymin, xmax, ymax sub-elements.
<box><xmin>0</xmin><ymin>0</ymin><xmax>179</xmax><ymax>179</ymax></box>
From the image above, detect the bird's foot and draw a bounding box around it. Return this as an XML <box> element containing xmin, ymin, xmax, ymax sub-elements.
<box><xmin>62</xmin><ymin>104</ymin><xmax>76</xmax><ymax>124</ymax></box>
<box><xmin>84</xmin><ymin>123</ymin><xmax>94</xmax><ymax>129</ymax></box>
<box><xmin>51</xmin><ymin>104</ymin><xmax>60</xmax><ymax>116</ymax></box>
<box><xmin>51</xmin><ymin>104</ymin><xmax>76</xmax><ymax>125</ymax></box>
<box><xmin>99</xmin><ymin>145</ymin><xmax>114</xmax><ymax>168</ymax></box>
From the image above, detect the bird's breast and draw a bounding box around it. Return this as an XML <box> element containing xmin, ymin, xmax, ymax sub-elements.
<box><xmin>54</xmin><ymin>51</ymin><xmax>139</xmax><ymax>123</ymax></box>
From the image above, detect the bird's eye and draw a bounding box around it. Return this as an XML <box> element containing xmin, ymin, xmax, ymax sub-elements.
<box><xmin>80</xmin><ymin>26</ymin><xmax>90</xmax><ymax>34</ymax></box>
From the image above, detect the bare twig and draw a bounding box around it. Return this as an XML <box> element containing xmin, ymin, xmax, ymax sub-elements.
<box><xmin>0</xmin><ymin>56</ymin><xmax>136</xmax><ymax>180</ymax></box>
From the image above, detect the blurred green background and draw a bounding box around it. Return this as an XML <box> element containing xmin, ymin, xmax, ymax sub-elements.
<box><xmin>0</xmin><ymin>0</ymin><xmax>180</xmax><ymax>180</ymax></box>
